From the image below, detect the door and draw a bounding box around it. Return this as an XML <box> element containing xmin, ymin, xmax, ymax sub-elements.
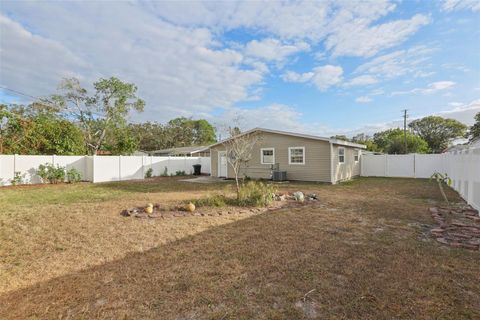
<box><xmin>218</xmin><ymin>151</ymin><xmax>227</xmax><ymax>177</ymax></box>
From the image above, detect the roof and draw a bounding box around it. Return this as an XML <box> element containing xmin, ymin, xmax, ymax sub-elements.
<box><xmin>150</xmin><ymin>146</ymin><xmax>209</xmax><ymax>155</ymax></box>
<box><xmin>209</xmin><ymin>127</ymin><xmax>367</xmax><ymax>149</ymax></box>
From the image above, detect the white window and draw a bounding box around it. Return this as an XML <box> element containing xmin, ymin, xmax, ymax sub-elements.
<box><xmin>354</xmin><ymin>150</ymin><xmax>360</xmax><ymax>162</ymax></box>
<box><xmin>261</xmin><ymin>148</ymin><xmax>275</xmax><ymax>164</ymax></box>
<box><xmin>288</xmin><ymin>147</ymin><xmax>305</xmax><ymax>165</ymax></box>
<box><xmin>339</xmin><ymin>147</ymin><xmax>345</xmax><ymax>163</ymax></box>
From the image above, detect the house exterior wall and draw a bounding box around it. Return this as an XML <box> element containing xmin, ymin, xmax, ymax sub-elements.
<box><xmin>210</xmin><ymin>132</ymin><xmax>332</xmax><ymax>182</ymax></box>
<box><xmin>332</xmin><ymin>144</ymin><xmax>361</xmax><ymax>182</ymax></box>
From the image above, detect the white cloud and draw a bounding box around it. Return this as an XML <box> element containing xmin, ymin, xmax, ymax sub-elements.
<box><xmin>146</xmin><ymin>1</ymin><xmax>428</xmax><ymax>58</ymax></box>
<box><xmin>244</xmin><ymin>38</ymin><xmax>309</xmax><ymax>63</ymax></box>
<box><xmin>442</xmin><ymin>0</ymin><xmax>480</xmax><ymax>12</ymax></box>
<box><xmin>0</xmin><ymin>5</ymin><xmax>266</xmax><ymax>121</ymax></box>
<box><xmin>326</xmin><ymin>14</ymin><xmax>430</xmax><ymax>57</ymax></box>
<box><xmin>344</xmin><ymin>75</ymin><xmax>378</xmax><ymax>87</ymax></box>
<box><xmin>282</xmin><ymin>65</ymin><xmax>343</xmax><ymax>91</ymax></box>
<box><xmin>281</xmin><ymin>71</ymin><xmax>314</xmax><ymax>83</ymax></box>
<box><xmin>355</xmin><ymin>96</ymin><xmax>373</xmax><ymax>103</ymax></box>
<box><xmin>355</xmin><ymin>45</ymin><xmax>436</xmax><ymax>80</ymax></box>
<box><xmin>439</xmin><ymin>99</ymin><xmax>480</xmax><ymax>125</ymax></box>
<box><xmin>392</xmin><ymin>81</ymin><xmax>456</xmax><ymax>95</ymax></box>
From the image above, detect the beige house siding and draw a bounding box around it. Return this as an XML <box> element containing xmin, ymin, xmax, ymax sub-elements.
<box><xmin>332</xmin><ymin>144</ymin><xmax>361</xmax><ymax>182</ymax></box>
<box><xmin>210</xmin><ymin>132</ymin><xmax>332</xmax><ymax>182</ymax></box>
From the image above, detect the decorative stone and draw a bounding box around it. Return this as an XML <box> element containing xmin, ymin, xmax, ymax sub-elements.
<box><xmin>144</xmin><ymin>206</ymin><xmax>153</xmax><ymax>214</ymax></box>
<box><xmin>293</xmin><ymin>191</ymin><xmax>305</xmax><ymax>202</ymax></box>
<box><xmin>185</xmin><ymin>202</ymin><xmax>196</xmax><ymax>212</ymax></box>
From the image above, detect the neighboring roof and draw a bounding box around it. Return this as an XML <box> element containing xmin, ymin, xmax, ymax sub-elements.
<box><xmin>209</xmin><ymin>127</ymin><xmax>367</xmax><ymax>149</ymax></box>
<box><xmin>150</xmin><ymin>146</ymin><xmax>209</xmax><ymax>155</ymax></box>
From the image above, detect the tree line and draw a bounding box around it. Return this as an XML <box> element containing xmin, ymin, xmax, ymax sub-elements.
<box><xmin>0</xmin><ymin>77</ymin><xmax>217</xmax><ymax>155</ymax></box>
<box><xmin>333</xmin><ymin>114</ymin><xmax>478</xmax><ymax>154</ymax></box>
<box><xmin>1</xmin><ymin>76</ymin><xmax>478</xmax><ymax>156</ymax></box>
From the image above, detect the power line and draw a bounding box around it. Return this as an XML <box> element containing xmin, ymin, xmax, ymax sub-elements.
<box><xmin>0</xmin><ymin>85</ymin><xmax>44</xmax><ymax>101</ymax></box>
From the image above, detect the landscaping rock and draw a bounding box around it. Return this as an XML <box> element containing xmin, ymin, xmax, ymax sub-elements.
<box><xmin>293</xmin><ymin>191</ymin><xmax>305</xmax><ymax>202</ymax></box>
<box><xmin>428</xmin><ymin>206</ymin><xmax>480</xmax><ymax>251</ymax></box>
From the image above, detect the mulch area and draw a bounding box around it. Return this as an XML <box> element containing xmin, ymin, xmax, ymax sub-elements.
<box><xmin>429</xmin><ymin>205</ymin><xmax>480</xmax><ymax>250</ymax></box>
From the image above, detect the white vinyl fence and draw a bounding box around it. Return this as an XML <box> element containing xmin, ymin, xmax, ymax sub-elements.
<box><xmin>0</xmin><ymin>155</ymin><xmax>211</xmax><ymax>186</ymax></box>
<box><xmin>361</xmin><ymin>149</ymin><xmax>480</xmax><ymax>210</ymax></box>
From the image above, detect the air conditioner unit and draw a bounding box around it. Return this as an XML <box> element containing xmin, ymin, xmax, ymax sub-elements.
<box><xmin>272</xmin><ymin>171</ymin><xmax>287</xmax><ymax>181</ymax></box>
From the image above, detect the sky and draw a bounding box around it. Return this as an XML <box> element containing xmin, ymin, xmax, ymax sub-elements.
<box><xmin>0</xmin><ymin>0</ymin><xmax>479</xmax><ymax>137</ymax></box>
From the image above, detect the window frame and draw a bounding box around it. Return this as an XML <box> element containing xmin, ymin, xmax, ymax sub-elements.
<box><xmin>260</xmin><ymin>147</ymin><xmax>275</xmax><ymax>165</ymax></box>
<box><xmin>338</xmin><ymin>147</ymin><xmax>345</xmax><ymax>163</ymax></box>
<box><xmin>288</xmin><ymin>146</ymin><xmax>305</xmax><ymax>165</ymax></box>
<box><xmin>354</xmin><ymin>150</ymin><xmax>360</xmax><ymax>163</ymax></box>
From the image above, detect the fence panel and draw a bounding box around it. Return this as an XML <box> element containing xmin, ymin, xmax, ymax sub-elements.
<box><xmin>120</xmin><ymin>156</ymin><xmax>144</xmax><ymax>180</ymax></box>
<box><xmin>93</xmin><ymin>156</ymin><xmax>120</xmax><ymax>182</ymax></box>
<box><xmin>361</xmin><ymin>154</ymin><xmax>386</xmax><ymax>177</ymax></box>
<box><xmin>386</xmin><ymin>154</ymin><xmax>415</xmax><ymax>177</ymax></box>
<box><xmin>414</xmin><ymin>154</ymin><xmax>444</xmax><ymax>178</ymax></box>
<box><xmin>0</xmin><ymin>154</ymin><xmax>211</xmax><ymax>186</ymax></box>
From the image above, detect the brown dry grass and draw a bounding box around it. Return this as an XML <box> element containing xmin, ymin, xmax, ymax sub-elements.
<box><xmin>1</xmin><ymin>177</ymin><xmax>479</xmax><ymax>319</ymax></box>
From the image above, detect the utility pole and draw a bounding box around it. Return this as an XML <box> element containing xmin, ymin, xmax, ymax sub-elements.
<box><xmin>402</xmin><ymin>109</ymin><xmax>408</xmax><ymax>154</ymax></box>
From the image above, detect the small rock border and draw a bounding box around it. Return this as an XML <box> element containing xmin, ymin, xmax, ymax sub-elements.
<box><xmin>121</xmin><ymin>191</ymin><xmax>319</xmax><ymax>219</ymax></box>
<box><xmin>429</xmin><ymin>205</ymin><xmax>480</xmax><ymax>250</ymax></box>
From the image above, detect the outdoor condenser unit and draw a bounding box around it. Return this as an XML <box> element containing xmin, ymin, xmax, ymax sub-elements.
<box><xmin>272</xmin><ymin>170</ymin><xmax>287</xmax><ymax>181</ymax></box>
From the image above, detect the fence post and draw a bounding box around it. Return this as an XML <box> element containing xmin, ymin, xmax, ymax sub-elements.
<box><xmin>119</xmin><ymin>155</ymin><xmax>122</xmax><ymax>181</ymax></box>
<box><xmin>142</xmin><ymin>156</ymin><xmax>145</xmax><ymax>179</ymax></box>
<box><xmin>413</xmin><ymin>154</ymin><xmax>416</xmax><ymax>179</ymax></box>
<box><xmin>92</xmin><ymin>154</ymin><xmax>96</xmax><ymax>183</ymax></box>
<box><xmin>384</xmin><ymin>154</ymin><xmax>388</xmax><ymax>177</ymax></box>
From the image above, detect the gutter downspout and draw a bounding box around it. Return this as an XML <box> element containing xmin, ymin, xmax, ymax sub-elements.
<box><xmin>330</xmin><ymin>142</ymin><xmax>336</xmax><ymax>184</ymax></box>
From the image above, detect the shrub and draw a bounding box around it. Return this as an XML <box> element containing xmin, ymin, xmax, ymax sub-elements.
<box><xmin>145</xmin><ymin>168</ymin><xmax>153</xmax><ymax>178</ymax></box>
<box><xmin>37</xmin><ymin>163</ymin><xmax>65</xmax><ymax>184</ymax></box>
<box><xmin>10</xmin><ymin>171</ymin><xmax>23</xmax><ymax>186</ymax></box>
<box><xmin>161</xmin><ymin>167</ymin><xmax>168</xmax><ymax>176</ymax></box>
<box><xmin>237</xmin><ymin>181</ymin><xmax>276</xmax><ymax>207</ymax></box>
<box><xmin>192</xmin><ymin>194</ymin><xmax>227</xmax><ymax>207</ymax></box>
<box><xmin>66</xmin><ymin>168</ymin><xmax>82</xmax><ymax>183</ymax></box>
<box><xmin>175</xmin><ymin>170</ymin><xmax>186</xmax><ymax>176</ymax></box>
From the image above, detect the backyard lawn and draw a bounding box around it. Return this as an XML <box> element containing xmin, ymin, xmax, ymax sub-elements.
<box><xmin>0</xmin><ymin>177</ymin><xmax>479</xmax><ymax>319</ymax></box>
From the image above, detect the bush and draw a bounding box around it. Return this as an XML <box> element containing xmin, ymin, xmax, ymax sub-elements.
<box><xmin>37</xmin><ymin>163</ymin><xmax>65</xmax><ymax>184</ymax></box>
<box><xmin>145</xmin><ymin>168</ymin><xmax>153</xmax><ymax>178</ymax></box>
<box><xmin>161</xmin><ymin>167</ymin><xmax>168</xmax><ymax>177</ymax></box>
<box><xmin>10</xmin><ymin>171</ymin><xmax>23</xmax><ymax>186</ymax></box>
<box><xmin>66</xmin><ymin>168</ymin><xmax>82</xmax><ymax>183</ymax></box>
<box><xmin>237</xmin><ymin>181</ymin><xmax>276</xmax><ymax>207</ymax></box>
<box><xmin>192</xmin><ymin>194</ymin><xmax>227</xmax><ymax>207</ymax></box>
<box><xmin>175</xmin><ymin>170</ymin><xmax>186</xmax><ymax>176</ymax></box>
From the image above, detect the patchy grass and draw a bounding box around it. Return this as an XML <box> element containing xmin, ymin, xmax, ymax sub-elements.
<box><xmin>0</xmin><ymin>177</ymin><xmax>479</xmax><ymax>319</ymax></box>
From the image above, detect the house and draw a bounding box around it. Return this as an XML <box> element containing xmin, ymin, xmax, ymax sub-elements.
<box><xmin>150</xmin><ymin>146</ymin><xmax>210</xmax><ymax>157</ymax></box>
<box><xmin>209</xmin><ymin>128</ymin><xmax>366</xmax><ymax>184</ymax></box>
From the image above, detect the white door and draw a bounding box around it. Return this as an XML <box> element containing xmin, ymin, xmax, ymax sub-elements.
<box><xmin>218</xmin><ymin>151</ymin><xmax>227</xmax><ymax>177</ymax></box>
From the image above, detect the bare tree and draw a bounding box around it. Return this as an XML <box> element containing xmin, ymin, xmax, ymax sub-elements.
<box><xmin>222</xmin><ymin>127</ymin><xmax>260</xmax><ymax>198</ymax></box>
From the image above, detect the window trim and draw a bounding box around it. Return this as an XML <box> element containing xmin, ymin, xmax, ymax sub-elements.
<box><xmin>338</xmin><ymin>147</ymin><xmax>345</xmax><ymax>163</ymax></box>
<box><xmin>260</xmin><ymin>147</ymin><xmax>275</xmax><ymax>165</ymax></box>
<box><xmin>354</xmin><ymin>150</ymin><xmax>360</xmax><ymax>163</ymax></box>
<box><xmin>288</xmin><ymin>146</ymin><xmax>305</xmax><ymax>165</ymax></box>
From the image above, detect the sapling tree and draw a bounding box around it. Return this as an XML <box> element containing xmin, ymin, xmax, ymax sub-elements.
<box><xmin>430</xmin><ymin>172</ymin><xmax>452</xmax><ymax>206</ymax></box>
<box><xmin>222</xmin><ymin>127</ymin><xmax>260</xmax><ymax>198</ymax></box>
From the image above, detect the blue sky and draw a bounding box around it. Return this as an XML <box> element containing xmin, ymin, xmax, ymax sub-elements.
<box><xmin>0</xmin><ymin>0</ymin><xmax>479</xmax><ymax>137</ymax></box>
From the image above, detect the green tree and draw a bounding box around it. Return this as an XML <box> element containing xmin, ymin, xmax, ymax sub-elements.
<box><xmin>373</xmin><ymin>128</ymin><xmax>430</xmax><ymax>154</ymax></box>
<box><xmin>330</xmin><ymin>135</ymin><xmax>350</xmax><ymax>141</ymax></box>
<box><xmin>408</xmin><ymin>116</ymin><xmax>467</xmax><ymax>153</ymax></box>
<box><xmin>351</xmin><ymin>133</ymin><xmax>379</xmax><ymax>152</ymax></box>
<box><xmin>129</xmin><ymin>122</ymin><xmax>166</xmax><ymax>151</ymax></box>
<box><xmin>52</xmin><ymin>77</ymin><xmax>145</xmax><ymax>155</ymax></box>
<box><xmin>469</xmin><ymin>112</ymin><xmax>480</xmax><ymax>142</ymax></box>
<box><xmin>0</xmin><ymin>103</ymin><xmax>85</xmax><ymax>155</ymax></box>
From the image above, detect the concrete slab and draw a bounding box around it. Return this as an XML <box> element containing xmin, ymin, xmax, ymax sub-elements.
<box><xmin>180</xmin><ymin>176</ymin><xmax>230</xmax><ymax>184</ymax></box>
